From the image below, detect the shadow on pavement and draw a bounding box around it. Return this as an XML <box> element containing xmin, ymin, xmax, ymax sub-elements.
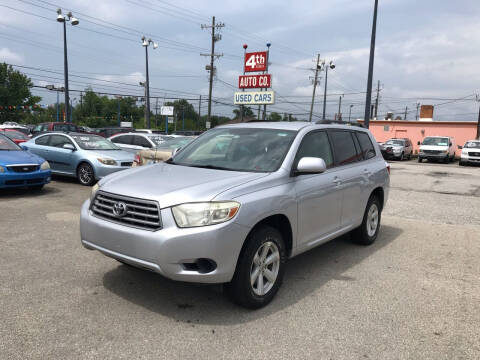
<box><xmin>102</xmin><ymin>224</ymin><xmax>402</xmax><ymax>324</ymax></box>
<box><xmin>0</xmin><ymin>183</ymin><xmax>61</xmax><ymax>198</ymax></box>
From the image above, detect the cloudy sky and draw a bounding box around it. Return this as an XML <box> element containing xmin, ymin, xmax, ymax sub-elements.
<box><xmin>0</xmin><ymin>0</ymin><xmax>479</xmax><ymax>121</ymax></box>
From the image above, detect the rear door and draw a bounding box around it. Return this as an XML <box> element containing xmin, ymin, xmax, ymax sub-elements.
<box><xmin>133</xmin><ymin>135</ymin><xmax>153</xmax><ymax>150</ymax></box>
<box><xmin>294</xmin><ymin>130</ymin><xmax>343</xmax><ymax>250</ymax></box>
<box><xmin>328</xmin><ymin>130</ymin><xmax>365</xmax><ymax>228</ymax></box>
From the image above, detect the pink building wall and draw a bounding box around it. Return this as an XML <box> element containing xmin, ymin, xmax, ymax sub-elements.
<box><xmin>360</xmin><ymin>120</ymin><xmax>478</xmax><ymax>153</ymax></box>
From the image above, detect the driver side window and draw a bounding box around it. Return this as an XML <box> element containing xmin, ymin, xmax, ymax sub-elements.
<box><xmin>295</xmin><ymin>131</ymin><xmax>334</xmax><ymax>168</ymax></box>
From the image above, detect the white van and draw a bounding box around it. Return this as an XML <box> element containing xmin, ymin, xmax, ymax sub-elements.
<box><xmin>417</xmin><ymin>136</ymin><xmax>456</xmax><ymax>163</ymax></box>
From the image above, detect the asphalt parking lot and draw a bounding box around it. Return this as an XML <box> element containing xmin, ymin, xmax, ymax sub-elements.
<box><xmin>1</xmin><ymin>161</ymin><xmax>479</xmax><ymax>359</ymax></box>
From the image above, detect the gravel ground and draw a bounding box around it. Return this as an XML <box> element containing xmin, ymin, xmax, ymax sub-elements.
<box><xmin>1</xmin><ymin>162</ymin><xmax>479</xmax><ymax>360</ymax></box>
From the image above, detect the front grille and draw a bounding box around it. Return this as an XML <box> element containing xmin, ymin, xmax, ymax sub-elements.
<box><xmin>7</xmin><ymin>164</ymin><xmax>39</xmax><ymax>173</ymax></box>
<box><xmin>5</xmin><ymin>180</ymin><xmax>24</xmax><ymax>185</ymax></box>
<box><xmin>26</xmin><ymin>178</ymin><xmax>43</xmax><ymax>184</ymax></box>
<box><xmin>470</xmin><ymin>152</ymin><xmax>480</xmax><ymax>157</ymax></box>
<box><xmin>91</xmin><ymin>191</ymin><xmax>162</xmax><ymax>231</ymax></box>
<box><xmin>423</xmin><ymin>150</ymin><xmax>442</xmax><ymax>154</ymax></box>
<box><xmin>121</xmin><ymin>162</ymin><xmax>133</xmax><ymax>167</ymax></box>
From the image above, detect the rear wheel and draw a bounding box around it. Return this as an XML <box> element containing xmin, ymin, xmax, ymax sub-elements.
<box><xmin>77</xmin><ymin>163</ymin><xmax>95</xmax><ymax>186</ymax></box>
<box><xmin>225</xmin><ymin>225</ymin><xmax>286</xmax><ymax>309</ymax></box>
<box><xmin>352</xmin><ymin>196</ymin><xmax>381</xmax><ymax>246</ymax></box>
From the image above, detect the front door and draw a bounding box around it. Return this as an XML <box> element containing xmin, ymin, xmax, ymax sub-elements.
<box><xmin>294</xmin><ymin>131</ymin><xmax>342</xmax><ymax>251</ymax></box>
<box><xmin>47</xmin><ymin>135</ymin><xmax>75</xmax><ymax>173</ymax></box>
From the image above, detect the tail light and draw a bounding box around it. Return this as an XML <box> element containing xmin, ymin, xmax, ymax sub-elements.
<box><xmin>385</xmin><ymin>161</ymin><xmax>390</xmax><ymax>175</ymax></box>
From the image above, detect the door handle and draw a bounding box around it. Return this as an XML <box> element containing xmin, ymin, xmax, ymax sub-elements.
<box><xmin>333</xmin><ymin>176</ymin><xmax>342</xmax><ymax>185</ymax></box>
<box><xmin>363</xmin><ymin>169</ymin><xmax>372</xmax><ymax>176</ymax></box>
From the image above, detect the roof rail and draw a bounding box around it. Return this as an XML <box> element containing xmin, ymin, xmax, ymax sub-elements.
<box><xmin>315</xmin><ymin>120</ymin><xmax>365</xmax><ymax>128</ymax></box>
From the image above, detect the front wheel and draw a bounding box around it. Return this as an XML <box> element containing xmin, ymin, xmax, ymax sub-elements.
<box><xmin>225</xmin><ymin>225</ymin><xmax>286</xmax><ymax>309</ymax></box>
<box><xmin>77</xmin><ymin>163</ymin><xmax>95</xmax><ymax>186</ymax></box>
<box><xmin>399</xmin><ymin>152</ymin><xmax>404</xmax><ymax>161</ymax></box>
<box><xmin>352</xmin><ymin>196</ymin><xmax>381</xmax><ymax>245</ymax></box>
<box><xmin>418</xmin><ymin>157</ymin><xmax>423</xmax><ymax>163</ymax></box>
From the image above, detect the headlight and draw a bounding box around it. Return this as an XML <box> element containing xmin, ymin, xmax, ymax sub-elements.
<box><xmin>97</xmin><ymin>158</ymin><xmax>117</xmax><ymax>165</ymax></box>
<box><xmin>171</xmin><ymin>201</ymin><xmax>240</xmax><ymax>228</ymax></box>
<box><xmin>40</xmin><ymin>161</ymin><xmax>50</xmax><ymax>170</ymax></box>
<box><xmin>90</xmin><ymin>183</ymin><xmax>100</xmax><ymax>201</ymax></box>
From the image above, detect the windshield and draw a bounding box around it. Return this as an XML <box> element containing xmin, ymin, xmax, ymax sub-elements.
<box><xmin>71</xmin><ymin>135</ymin><xmax>121</xmax><ymax>150</ymax></box>
<box><xmin>422</xmin><ymin>137</ymin><xmax>449</xmax><ymax>146</ymax></box>
<box><xmin>148</xmin><ymin>135</ymin><xmax>174</xmax><ymax>146</ymax></box>
<box><xmin>464</xmin><ymin>141</ymin><xmax>480</xmax><ymax>149</ymax></box>
<box><xmin>2</xmin><ymin>130</ymin><xmax>28</xmax><ymax>140</ymax></box>
<box><xmin>171</xmin><ymin>128</ymin><xmax>297</xmax><ymax>172</ymax></box>
<box><xmin>156</xmin><ymin>137</ymin><xmax>194</xmax><ymax>151</ymax></box>
<box><xmin>0</xmin><ymin>134</ymin><xmax>21</xmax><ymax>150</ymax></box>
<box><xmin>385</xmin><ymin>139</ymin><xmax>404</xmax><ymax>146</ymax></box>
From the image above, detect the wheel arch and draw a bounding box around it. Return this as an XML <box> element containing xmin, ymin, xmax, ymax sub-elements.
<box><xmin>76</xmin><ymin>160</ymin><xmax>96</xmax><ymax>181</ymax></box>
<box><xmin>370</xmin><ymin>186</ymin><xmax>385</xmax><ymax>211</ymax></box>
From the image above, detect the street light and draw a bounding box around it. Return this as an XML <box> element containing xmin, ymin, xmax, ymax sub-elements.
<box><xmin>56</xmin><ymin>8</ymin><xmax>78</xmax><ymax>123</ymax></box>
<box><xmin>322</xmin><ymin>60</ymin><xmax>335</xmax><ymax>120</ymax></box>
<box><xmin>141</xmin><ymin>36</ymin><xmax>158</xmax><ymax>129</ymax></box>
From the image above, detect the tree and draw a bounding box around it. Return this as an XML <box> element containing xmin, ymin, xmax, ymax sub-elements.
<box><xmin>0</xmin><ymin>63</ymin><xmax>41</xmax><ymax>123</ymax></box>
<box><xmin>232</xmin><ymin>106</ymin><xmax>255</xmax><ymax>119</ymax></box>
<box><xmin>267</xmin><ymin>112</ymin><xmax>282</xmax><ymax>121</ymax></box>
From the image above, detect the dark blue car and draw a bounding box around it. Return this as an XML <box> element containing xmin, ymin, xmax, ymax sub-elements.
<box><xmin>0</xmin><ymin>133</ymin><xmax>51</xmax><ymax>190</ymax></box>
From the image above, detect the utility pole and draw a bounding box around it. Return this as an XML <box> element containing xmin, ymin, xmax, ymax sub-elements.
<box><xmin>201</xmin><ymin>16</ymin><xmax>224</xmax><ymax>124</ymax></box>
<box><xmin>415</xmin><ymin>102</ymin><xmax>420</xmax><ymax>120</ymax></box>
<box><xmin>348</xmin><ymin>104</ymin><xmax>353</xmax><ymax>123</ymax></box>
<box><xmin>309</xmin><ymin>53</ymin><xmax>321</xmax><ymax>122</ymax></box>
<box><xmin>198</xmin><ymin>95</ymin><xmax>201</xmax><ymax>130</ymax></box>
<box><xmin>155</xmin><ymin>97</ymin><xmax>158</xmax><ymax>128</ymax></box>
<box><xmin>476</xmin><ymin>94</ymin><xmax>480</xmax><ymax>139</ymax></box>
<box><xmin>404</xmin><ymin>106</ymin><xmax>408</xmax><ymax>120</ymax></box>
<box><xmin>374</xmin><ymin>80</ymin><xmax>380</xmax><ymax>119</ymax></box>
<box><xmin>241</xmin><ymin>44</ymin><xmax>247</xmax><ymax>122</ymax></box>
<box><xmin>338</xmin><ymin>94</ymin><xmax>343</xmax><ymax>121</ymax></box>
<box><xmin>364</xmin><ymin>0</ymin><xmax>379</xmax><ymax>129</ymax></box>
<box><xmin>263</xmin><ymin>43</ymin><xmax>271</xmax><ymax>121</ymax></box>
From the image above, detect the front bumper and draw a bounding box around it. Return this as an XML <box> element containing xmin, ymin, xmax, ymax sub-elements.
<box><xmin>418</xmin><ymin>152</ymin><xmax>448</xmax><ymax>160</ymax></box>
<box><xmin>80</xmin><ymin>199</ymin><xmax>250</xmax><ymax>283</ymax></box>
<box><xmin>461</xmin><ymin>154</ymin><xmax>480</xmax><ymax>163</ymax></box>
<box><xmin>94</xmin><ymin>163</ymin><xmax>133</xmax><ymax>180</ymax></box>
<box><xmin>0</xmin><ymin>169</ymin><xmax>51</xmax><ymax>188</ymax></box>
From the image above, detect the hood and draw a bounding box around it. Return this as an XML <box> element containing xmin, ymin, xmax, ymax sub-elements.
<box><xmin>0</xmin><ymin>150</ymin><xmax>44</xmax><ymax>166</ymax></box>
<box><xmin>87</xmin><ymin>149</ymin><xmax>134</xmax><ymax>161</ymax></box>
<box><xmin>419</xmin><ymin>145</ymin><xmax>448</xmax><ymax>151</ymax></box>
<box><xmin>100</xmin><ymin>162</ymin><xmax>269</xmax><ymax>208</ymax></box>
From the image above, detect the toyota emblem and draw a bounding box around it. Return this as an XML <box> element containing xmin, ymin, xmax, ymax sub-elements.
<box><xmin>112</xmin><ymin>201</ymin><xmax>128</xmax><ymax>217</ymax></box>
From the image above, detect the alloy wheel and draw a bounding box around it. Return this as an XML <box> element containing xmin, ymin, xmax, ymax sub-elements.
<box><xmin>250</xmin><ymin>241</ymin><xmax>280</xmax><ymax>296</ymax></box>
<box><xmin>366</xmin><ymin>204</ymin><xmax>379</xmax><ymax>237</ymax></box>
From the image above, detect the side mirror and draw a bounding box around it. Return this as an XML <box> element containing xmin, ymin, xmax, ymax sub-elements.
<box><xmin>21</xmin><ymin>145</ymin><xmax>28</xmax><ymax>151</ymax></box>
<box><xmin>457</xmin><ymin>145</ymin><xmax>463</xmax><ymax>150</ymax></box>
<box><xmin>295</xmin><ymin>157</ymin><xmax>327</xmax><ymax>175</ymax></box>
<box><xmin>63</xmin><ymin>143</ymin><xmax>75</xmax><ymax>151</ymax></box>
<box><xmin>172</xmin><ymin>147</ymin><xmax>181</xmax><ymax>156</ymax></box>
<box><xmin>417</xmin><ymin>141</ymin><xmax>421</xmax><ymax>145</ymax></box>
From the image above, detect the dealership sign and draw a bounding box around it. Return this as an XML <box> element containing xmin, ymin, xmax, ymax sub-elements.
<box><xmin>160</xmin><ymin>106</ymin><xmax>174</xmax><ymax>116</ymax></box>
<box><xmin>244</xmin><ymin>51</ymin><xmax>267</xmax><ymax>72</ymax></box>
<box><xmin>234</xmin><ymin>91</ymin><xmax>275</xmax><ymax>105</ymax></box>
<box><xmin>238</xmin><ymin>74</ymin><xmax>271</xmax><ymax>89</ymax></box>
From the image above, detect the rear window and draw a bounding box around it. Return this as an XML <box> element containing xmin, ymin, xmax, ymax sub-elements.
<box><xmin>111</xmin><ymin>135</ymin><xmax>132</xmax><ymax>145</ymax></box>
<box><xmin>356</xmin><ymin>132</ymin><xmax>376</xmax><ymax>159</ymax></box>
<box><xmin>329</xmin><ymin>131</ymin><xmax>360</xmax><ymax>166</ymax></box>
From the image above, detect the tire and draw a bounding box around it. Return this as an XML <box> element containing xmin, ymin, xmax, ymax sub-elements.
<box><xmin>352</xmin><ymin>196</ymin><xmax>381</xmax><ymax>246</ymax></box>
<box><xmin>459</xmin><ymin>160</ymin><xmax>464</xmax><ymax>166</ymax></box>
<box><xmin>399</xmin><ymin>152</ymin><xmax>404</xmax><ymax>161</ymax></box>
<box><xmin>418</xmin><ymin>157</ymin><xmax>423</xmax><ymax>163</ymax></box>
<box><xmin>77</xmin><ymin>162</ymin><xmax>95</xmax><ymax>186</ymax></box>
<box><xmin>408</xmin><ymin>152</ymin><xmax>412</xmax><ymax>160</ymax></box>
<box><xmin>225</xmin><ymin>225</ymin><xmax>286</xmax><ymax>309</ymax></box>
<box><xmin>443</xmin><ymin>156</ymin><xmax>449</xmax><ymax>164</ymax></box>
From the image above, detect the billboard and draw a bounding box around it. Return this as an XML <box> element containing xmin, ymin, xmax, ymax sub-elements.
<box><xmin>238</xmin><ymin>74</ymin><xmax>271</xmax><ymax>89</ymax></box>
<box><xmin>234</xmin><ymin>91</ymin><xmax>275</xmax><ymax>105</ymax></box>
<box><xmin>244</xmin><ymin>51</ymin><xmax>267</xmax><ymax>72</ymax></box>
<box><xmin>160</xmin><ymin>106</ymin><xmax>174</xmax><ymax>116</ymax></box>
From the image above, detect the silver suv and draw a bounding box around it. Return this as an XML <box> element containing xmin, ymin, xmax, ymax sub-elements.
<box><xmin>80</xmin><ymin>122</ymin><xmax>390</xmax><ymax>308</ymax></box>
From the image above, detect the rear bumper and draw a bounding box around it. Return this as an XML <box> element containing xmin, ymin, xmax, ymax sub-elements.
<box><xmin>0</xmin><ymin>169</ymin><xmax>51</xmax><ymax>188</ymax></box>
<box><xmin>80</xmin><ymin>199</ymin><xmax>250</xmax><ymax>283</ymax></box>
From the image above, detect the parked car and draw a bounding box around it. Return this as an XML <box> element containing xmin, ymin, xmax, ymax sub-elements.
<box><xmin>458</xmin><ymin>140</ymin><xmax>480</xmax><ymax>166</ymax></box>
<box><xmin>22</xmin><ymin>133</ymin><xmax>135</xmax><ymax>186</ymax></box>
<box><xmin>0</xmin><ymin>124</ymin><xmax>31</xmax><ymax>137</ymax></box>
<box><xmin>0</xmin><ymin>129</ymin><xmax>29</xmax><ymax>145</ymax></box>
<box><xmin>109</xmin><ymin>133</ymin><xmax>173</xmax><ymax>153</ymax></box>
<box><xmin>0</xmin><ymin>133</ymin><xmax>51</xmax><ymax>190</ymax></box>
<box><xmin>93</xmin><ymin>127</ymin><xmax>134</xmax><ymax>138</ymax></box>
<box><xmin>418</xmin><ymin>136</ymin><xmax>456</xmax><ymax>163</ymax></box>
<box><xmin>133</xmin><ymin>136</ymin><xmax>195</xmax><ymax>166</ymax></box>
<box><xmin>80</xmin><ymin>122</ymin><xmax>390</xmax><ymax>308</ymax></box>
<box><xmin>380</xmin><ymin>138</ymin><xmax>413</xmax><ymax>160</ymax></box>
<box><xmin>31</xmin><ymin>122</ymin><xmax>86</xmax><ymax>137</ymax></box>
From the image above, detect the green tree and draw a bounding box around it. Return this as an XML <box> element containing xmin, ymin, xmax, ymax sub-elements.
<box><xmin>0</xmin><ymin>63</ymin><xmax>41</xmax><ymax>123</ymax></box>
<box><xmin>232</xmin><ymin>106</ymin><xmax>255</xmax><ymax>119</ymax></box>
<box><xmin>267</xmin><ymin>112</ymin><xmax>282</xmax><ymax>121</ymax></box>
